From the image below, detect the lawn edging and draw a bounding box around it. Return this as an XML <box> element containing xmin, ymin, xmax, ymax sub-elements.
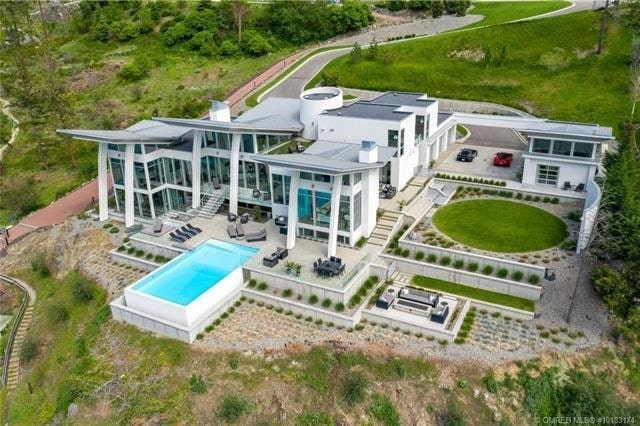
<box><xmin>397</xmin><ymin>238</ymin><xmax>545</xmax><ymax>281</ymax></box>
<box><xmin>382</xmin><ymin>254</ymin><xmax>541</xmax><ymax>300</ymax></box>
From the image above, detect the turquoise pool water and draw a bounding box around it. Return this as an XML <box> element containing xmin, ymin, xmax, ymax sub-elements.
<box><xmin>131</xmin><ymin>240</ymin><xmax>258</xmax><ymax>305</ymax></box>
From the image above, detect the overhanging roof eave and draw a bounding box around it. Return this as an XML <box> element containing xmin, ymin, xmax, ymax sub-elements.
<box><xmin>152</xmin><ymin>117</ymin><xmax>302</xmax><ymax>135</ymax></box>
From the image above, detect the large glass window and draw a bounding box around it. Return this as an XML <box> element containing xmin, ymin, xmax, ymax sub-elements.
<box><xmin>415</xmin><ymin>115</ymin><xmax>425</xmax><ymax>140</ymax></box>
<box><xmin>272</xmin><ymin>174</ymin><xmax>284</xmax><ymax>204</ymax></box>
<box><xmin>257</xmin><ymin>134</ymin><xmax>268</xmax><ymax>152</ymax></box>
<box><xmin>400</xmin><ymin>128</ymin><xmax>405</xmax><ymax>156</ymax></box>
<box><xmin>353</xmin><ymin>191</ymin><xmax>362</xmax><ymax>230</ymax></box>
<box><xmin>388</xmin><ymin>129</ymin><xmax>399</xmax><ymax>147</ymax></box>
<box><xmin>532</xmin><ymin>138</ymin><xmax>551</xmax><ymax>153</ymax></box>
<box><xmin>536</xmin><ymin>164</ymin><xmax>559</xmax><ymax>185</ymax></box>
<box><xmin>148</xmin><ymin>159</ymin><xmax>164</xmax><ymax>188</ymax></box>
<box><xmin>573</xmin><ymin>142</ymin><xmax>594</xmax><ymax>158</ymax></box>
<box><xmin>338</xmin><ymin>195</ymin><xmax>350</xmax><ymax>231</ymax></box>
<box><xmin>552</xmin><ymin>140</ymin><xmax>572</xmax><ymax>156</ymax></box>
<box><xmin>220</xmin><ymin>158</ymin><xmax>231</xmax><ymax>184</ymax></box>
<box><xmin>134</xmin><ymin>162</ymin><xmax>147</xmax><ymax>189</ymax></box>
<box><xmin>258</xmin><ymin>163</ymin><xmax>270</xmax><ymax>192</ymax></box>
<box><xmin>110</xmin><ymin>158</ymin><xmax>124</xmax><ymax>185</ymax></box>
<box><xmin>315</xmin><ymin>191</ymin><xmax>331</xmax><ymax>228</ymax></box>
<box><xmin>241</xmin><ymin>134</ymin><xmax>255</xmax><ymax>153</ymax></box>
<box><xmin>314</xmin><ymin>174</ymin><xmax>331</xmax><ymax>183</ymax></box>
<box><xmin>298</xmin><ymin>189</ymin><xmax>313</xmax><ymax>225</ymax></box>
<box><xmin>354</xmin><ymin>172</ymin><xmax>362</xmax><ymax>185</ymax></box>
<box><xmin>284</xmin><ymin>175</ymin><xmax>291</xmax><ymax>204</ymax></box>
<box><xmin>152</xmin><ymin>191</ymin><xmax>166</xmax><ymax>217</ymax></box>
<box><xmin>380</xmin><ymin>163</ymin><xmax>391</xmax><ymax>184</ymax></box>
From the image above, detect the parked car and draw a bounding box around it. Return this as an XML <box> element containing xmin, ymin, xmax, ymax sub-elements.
<box><xmin>493</xmin><ymin>152</ymin><xmax>514</xmax><ymax>167</ymax></box>
<box><xmin>456</xmin><ymin>148</ymin><xmax>478</xmax><ymax>162</ymax></box>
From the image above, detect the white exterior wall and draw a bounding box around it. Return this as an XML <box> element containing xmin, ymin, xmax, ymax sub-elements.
<box><xmin>522</xmin><ymin>157</ymin><xmax>594</xmax><ymax>189</ymax></box>
<box><xmin>362</xmin><ymin>168</ymin><xmax>379</xmax><ymax>237</ymax></box>
<box><xmin>318</xmin><ymin>115</ymin><xmax>398</xmax><ymax>146</ymax></box>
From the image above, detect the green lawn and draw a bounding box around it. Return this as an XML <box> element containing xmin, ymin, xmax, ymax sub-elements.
<box><xmin>432</xmin><ymin>200</ymin><xmax>567</xmax><ymax>252</ymax></box>
<box><xmin>320</xmin><ymin>11</ymin><xmax>633</xmax><ymax>131</ymax></box>
<box><xmin>411</xmin><ymin>275</ymin><xmax>535</xmax><ymax>311</ymax></box>
<box><xmin>465</xmin><ymin>1</ymin><xmax>571</xmax><ymax>29</ymax></box>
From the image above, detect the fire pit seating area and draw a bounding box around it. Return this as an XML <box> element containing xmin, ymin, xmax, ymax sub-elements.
<box><xmin>377</xmin><ymin>287</ymin><xmax>450</xmax><ymax>324</ymax></box>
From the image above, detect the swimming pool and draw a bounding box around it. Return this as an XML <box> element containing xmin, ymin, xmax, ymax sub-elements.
<box><xmin>131</xmin><ymin>240</ymin><xmax>258</xmax><ymax>305</ymax></box>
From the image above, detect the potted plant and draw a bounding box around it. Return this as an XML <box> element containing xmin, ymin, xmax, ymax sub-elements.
<box><xmin>284</xmin><ymin>260</ymin><xmax>294</xmax><ymax>274</ymax></box>
<box><xmin>397</xmin><ymin>199</ymin><xmax>407</xmax><ymax>211</ymax></box>
<box><xmin>293</xmin><ymin>263</ymin><xmax>302</xmax><ymax>276</ymax></box>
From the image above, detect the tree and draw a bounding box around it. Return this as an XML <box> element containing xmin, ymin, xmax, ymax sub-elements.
<box><xmin>432</xmin><ymin>0</ymin><xmax>444</xmax><ymax>18</ymax></box>
<box><xmin>369</xmin><ymin>38</ymin><xmax>379</xmax><ymax>60</ymax></box>
<box><xmin>349</xmin><ymin>42</ymin><xmax>362</xmax><ymax>64</ymax></box>
<box><xmin>232</xmin><ymin>0</ymin><xmax>248</xmax><ymax>45</ymax></box>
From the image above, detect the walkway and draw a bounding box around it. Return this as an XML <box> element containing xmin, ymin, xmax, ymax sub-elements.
<box><xmin>0</xmin><ymin>174</ymin><xmax>112</xmax><ymax>252</ymax></box>
<box><xmin>0</xmin><ymin>274</ymin><xmax>36</xmax><ymax>390</ymax></box>
<box><xmin>0</xmin><ymin>98</ymin><xmax>20</xmax><ymax>163</ymax></box>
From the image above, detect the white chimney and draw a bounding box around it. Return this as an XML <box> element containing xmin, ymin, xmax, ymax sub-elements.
<box><xmin>209</xmin><ymin>100</ymin><xmax>230</xmax><ymax>122</ymax></box>
<box><xmin>359</xmin><ymin>140</ymin><xmax>378</xmax><ymax>164</ymax></box>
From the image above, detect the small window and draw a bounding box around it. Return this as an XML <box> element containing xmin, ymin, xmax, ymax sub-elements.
<box><xmin>573</xmin><ymin>142</ymin><xmax>593</xmax><ymax>158</ymax></box>
<box><xmin>300</xmin><ymin>172</ymin><xmax>313</xmax><ymax>180</ymax></box>
<box><xmin>342</xmin><ymin>175</ymin><xmax>350</xmax><ymax>186</ymax></box>
<box><xmin>552</xmin><ymin>140</ymin><xmax>572</xmax><ymax>156</ymax></box>
<box><xmin>532</xmin><ymin>138</ymin><xmax>551</xmax><ymax>153</ymax></box>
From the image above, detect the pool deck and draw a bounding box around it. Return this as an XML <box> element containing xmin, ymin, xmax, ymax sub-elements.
<box><xmin>135</xmin><ymin>214</ymin><xmax>379</xmax><ymax>290</ymax></box>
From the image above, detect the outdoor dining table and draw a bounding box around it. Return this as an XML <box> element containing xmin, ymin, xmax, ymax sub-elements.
<box><xmin>316</xmin><ymin>260</ymin><xmax>341</xmax><ymax>277</ymax></box>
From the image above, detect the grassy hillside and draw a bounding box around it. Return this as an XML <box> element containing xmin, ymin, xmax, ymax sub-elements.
<box><xmin>465</xmin><ymin>1</ymin><xmax>571</xmax><ymax>28</ymax></box>
<box><xmin>321</xmin><ymin>11</ymin><xmax>633</xmax><ymax>130</ymax></box>
<box><xmin>4</xmin><ymin>269</ymin><xmax>639</xmax><ymax>424</ymax></box>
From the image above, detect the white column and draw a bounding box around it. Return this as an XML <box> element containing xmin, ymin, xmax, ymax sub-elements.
<box><xmin>124</xmin><ymin>144</ymin><xmax>135</xmax><ymax>228</ymax></box>
<box><xmin>97</xmin><ymin>142</ymin><xmax>109</xmax><ymax>221</ymax></box>
<box><xmin>361</xmin><ymin>168</ymin><xmax>379</xmax><ymax>238</ymax></box>
<box><xmin>191</xmin><ymin>131</ymin><xmax>203</xmax><ymax>209</ymax></box>
<box><xmin>286</xmin><ymin>171</ymin><xmax>300</xmax><ymax>250</ymax></box>
<box><xmin>229</xmin><ymin>133</ymin><xmax>241</xmax><ymax>215</ymax></box>
<box><xmin>327</xmin><ymin>179</ymin><xmax>342</xmax><ymax>258</ymax></box>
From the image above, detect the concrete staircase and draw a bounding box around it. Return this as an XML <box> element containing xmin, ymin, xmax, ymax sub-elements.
<box><xmin>367</xmin><ymin>211</ymin><xmax>402</xmax><ymax>247</ymax></box>
<box><xmin>197</xmin><ymin>190</ymin><xmax>226</xmax><ymax>219</ymax></box>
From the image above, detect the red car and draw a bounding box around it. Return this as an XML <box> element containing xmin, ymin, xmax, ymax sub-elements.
<box><xmin>493</xmin><ymin>152</ymin><xmax>514</xmax><ymax>167</ymax></box>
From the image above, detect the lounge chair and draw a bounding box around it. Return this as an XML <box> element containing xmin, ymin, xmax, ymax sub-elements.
<box><xmin>186</xmin><ymin>223</ymin><xmax>202</xmax><ymax>233</ymax></box>
<box><xmin>169</xmin><ymin>231</ymin><xmax>186</xmax><ymax>243</ymax></box>
<box><xmin>153</xmin><ymin>219</ymin><xmax>163</xmax><ymax>234</ymax></box>
<box><xmin>263</xmin><ymin>253</ymin><xmax>278</xmax><ymax>267</ymax></box>
<box><xmin>175</xmin><ymin>228</ymin><xmax>192</xmax><ymax>240</ymax></box>
<box><xmin>575</xmin><ymin>183</ymin><xmax>585</xmax><ymax>192</ymax></box>
<box><xmin>563</xmin><ymin>181</ymin><xmax>572</xmax><ymax>190</ymax></box>
<box><xmin>246</xmin><ymin>227</ymin><xmax>267</xmax><ymax>242</ymax></box>
<box><xmin>213</xmin><ymin>177</ymin><xmax>221</xmax><ymax>190</ymax></box>
<box><xmin>227</xmin><ymin>224</ymin><xmax>237</xmax><ymax>238</ymax></box>
<box><xmin>236</xmin><ymin>223</ymin><xmax>246</xmax><ymax>239</ymax></box>
<box><xmin>180</xmin><ymin>226</ymin><xmax>197</xmax><ymax>237</ymax></box>
<box><xmin>275</xmin><ymin>247</ymin><xmax>288</xmax><ymax>259</ymax></box>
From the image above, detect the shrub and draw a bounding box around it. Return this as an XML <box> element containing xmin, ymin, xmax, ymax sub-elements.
<box><xmin>516</xmin><ymin>193</ymin><xmax>523</xmax><ymax>199</ymax></box>
<box><xmin>453</xmin><ymin>259</ymin><xmax>464</xmax><ymax>269</ymax></box>
<box><xmin>127</xmin><ymin>247</ymin><xmax>135</xmax><ymax>254</ymax></box>
<box><xmin>400</xmin><ymin>248</ymin><xmax>410</xmax><ymax>258</ymax></box>
<box><xmin>305</xmin><ymin>316</ymin><xmax>313</xmax><ymax>322</ymax></box>
<box><xmin>227</xmin><ymin>307</ymin><xmax>235</xmax><ymax>314</ymax></box>
<box><xmin>427</xmin><ymin>254</ymin><xmax>437</xmax><ymax>263</ymax></box>
<box><xmin>551</xmin><ymin>197</ymin><xmax>560</xmax><ymax>204</ymax></box>
<box><xmin>528</xmin><ymin>274</ymin><xmax>540</xmax><ymax>285</ymax></box>
<box><xmin>335</xmin><ymin>303</ymin><xmax>345</xmax><ymax>312</ymax></box>
<box><xmin>467</xmin><ymin>262</ymin><xmax>479</xmax><ymax>273</ymax></box>
<box><xmin>440</xmin><ymin>256</ymin><xmax>451</xmax><ymax>266</ymax></box>
<box><xmin>369</xmin><ymin>394</ymin><xmax>400</xmax><ymax>426</ymax></box>
<box><xmin>257</xmin><ymin>282</ymin><xmax>268</xmax><ymax>291</ymax></box>
<box><xmin>315</xmin><ymin>319</ymin><xmax>323</xmax><ymax>325</ymax></box>
<box><xmin>31</xmin><ymin>252</ymin><xmax>52</xmax><ymax>277</ymax></box>
<box><xmin>117</xmin><ymin>245</ymin><xmax>126</xmax><ymax>252</ymax></box>
<box><xmin>109</xmin><ymin>227</ymin><xmax>120</xmax><ymax>233</ymax></box>
<box><xmin>512</xmin><ymin>271</ymin><xmax>524</xmax><ymax>282</ymax></box>
<box><xmin>48</xmin><ymin>304</ymin><xmax>70</xmax><ymax>323</ymax></box>
<box><xmin>189</xmin><ymin>374</ymin><xmax>207</xmax><ymax>394</ymax></box>
<box><xmin>217</xmin><ymin>396</ymin><xmax>252</xmax><ymax>422</ymax></box>
<box><xmin>482</xmin><ymin>265</ymin><xmax>494</xmax><ymax>275</ymax></box>
<box><xmin>497</xmin><ymin>268</ymin><xmax>509</xmax><ymax>279</ymax></box>
<box><xmin>21</xmin><ymin>338</ymin><xmax>38</xmax><ymax>363</ymax></box>
<box><xmin>355</xmin><ymin>324</ymin><xmax>365</xmax><ymax>331</ymax></box>
<box><xmin>282</xmin><ymin>288</ymin><xmax>293</xmax><ymax>298</ymax></box>
<box><xmin>135</xmin><ymin>249</ymin><xmax>144</xmax><ymax>257</ymax></box>
<box><xmin>71</xmin><ymin>275</ymin><xmax>94</xmax><ymax>302</ymax></box>
<box><xmin>229</xmin><ymin>356</ymin><xmax>239</xmax><ymax>370</ymax></box>
<box><xmin>393</xmin><ymin>247</ymin><xmax>402</xmax><ymax>256</ymax></box>
<box><xmin>483</xmin><ymin>372</ymin><xmax>500</xmax><ymax>393</ymax></box>
<box><xmin>342</xmin><ymin>373</ymin><xmax>369</xmax><ymax>405</ymax></box>
<box><xmin>196</xmin><ymin>333</ymin><xmax>204</xmax><ymax>340</ymax></box>
<box><xmin>221</xmin><ymin>312</ymin><xmax>229</xmax><ymax>319</ymax></box>
<box><xmin>322</xmin><ymin>298</ymin><xmax>332</xmax><ymax>308</ymax></box>
<box><xmin>145</xmin><ymin>253</ymin><xmax>153</xmax><ymax>260</ymax></box>
<box><xmin>309</xmin><ymin>294</ymin><xmax>319</xmax><ymax>305</ymax></box>
<box><xmin>248</xmin><ymin>279</ymin><xmax>257</xmax><ymax>288</ymax></box>
<box><xmin>415</xmin><ymin>251</ymin><xmax>425</xmax><ymax>261</ymax></box>
<box><xmin>356</xmin><ymin>236</ymin><xmax>367</xmax><ymax>248</ymax></box>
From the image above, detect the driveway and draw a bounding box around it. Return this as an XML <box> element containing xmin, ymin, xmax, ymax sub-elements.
<box><xmin>434</xmin><ymin>143</ymin><xmax>524</xmax><ymax>181</ymax></box>
<box><xmin>462</xmin><ymin>125</ymin><xmax>527</xmax><ymax>150</ymax></box>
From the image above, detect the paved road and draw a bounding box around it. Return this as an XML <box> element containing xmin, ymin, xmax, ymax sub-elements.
<box><xmin>263</xmin><ymin>14</ymin><xmax>482</xmax><ymax>101</ymax></box>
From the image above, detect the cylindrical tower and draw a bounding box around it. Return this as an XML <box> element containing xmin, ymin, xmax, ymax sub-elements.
<box><xmin>299</xmin><ymin>87</ymin><xmax>343</xmax><ymax>140</ymax></box>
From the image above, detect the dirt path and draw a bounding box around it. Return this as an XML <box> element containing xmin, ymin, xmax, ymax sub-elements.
<box><xmin>0</xmin><ymin>98</ymin><xmax>20</xmax><ymax>163</ymax></box>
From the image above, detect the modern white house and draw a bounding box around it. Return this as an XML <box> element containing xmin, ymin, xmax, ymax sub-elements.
<box><xmin>57</xmin><ymin>88</ymin><xmax>612</xmax><ymax>257</ymax></box>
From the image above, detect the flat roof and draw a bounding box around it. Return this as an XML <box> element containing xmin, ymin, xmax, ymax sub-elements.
<box><xmin>371</xmin><ymin>91</ymin><xmax>436</xmax><ymax>107</ymax></box>
<box><xmin>322</xmin><ymin>101</ymin><xmax>411</xmax><ymax>121</ymax></box>
<box><xmin>252</xmin><ymin>140</ymin><xmax>396</xmax><ymax>174</ymax></box>
<box><xmin>438</xmin><ymin>112</ymin><xmax>453</xmax><ymax>126</ymax></box>
<box><xmin>302</xmin><ymin>92</ymin><xmax>339</xmax><ymax>101</ymax></box>
<box><xmin>234</xmin><ymin>97</ymin><xmax>303</xmax><ymax>131</ymax></box>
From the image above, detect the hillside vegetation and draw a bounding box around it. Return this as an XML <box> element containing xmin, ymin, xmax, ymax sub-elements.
<box><xmin>321</xmin><ymin>11</ymin><xmax>633</xmax><ymax>130</ymax></box>
<box><xmin>0</xmin><ymin>0</ymin><xmax>372</xmax><ymax>223</ymax></box>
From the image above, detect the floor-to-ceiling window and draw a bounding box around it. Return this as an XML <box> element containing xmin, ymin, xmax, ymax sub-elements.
<box><xmin>353</xmin><ymin>191</ymin><xmax>362</xmax><ymax>231</ymax></box>
<box><xmin>110</xmin><ymin>158</ymin><xmax>124</xmax><ymax>185</ymax></box>
<box><xmin>314</xmin><ymin>191</ymin><xmax>331</xmax><ymax>228</ymax></box>
<box><xmin>380</xmin><ymin>163</ymin><xmax>391</xmax><ymax>184</ymax></box>
<box><xmin>134</xmin><ymin>162</ymin><xmax>147</xmax><ymax>189</ymax></box>
<box><xmin>298</xmin><ymin>188</ymin><xmax>313</xmax><ymax>225</ymax></box>
<box><xmin>338</xmin><ymin>195</ymin><xmax>350</xmax><ymax>231</ymax></box>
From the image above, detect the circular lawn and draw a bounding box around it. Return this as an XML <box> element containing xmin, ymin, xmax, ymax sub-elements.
<box><xmin>432</xmin><ymin>199</ymin><xmax>567</xmax><ymax>253</ymax></box>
